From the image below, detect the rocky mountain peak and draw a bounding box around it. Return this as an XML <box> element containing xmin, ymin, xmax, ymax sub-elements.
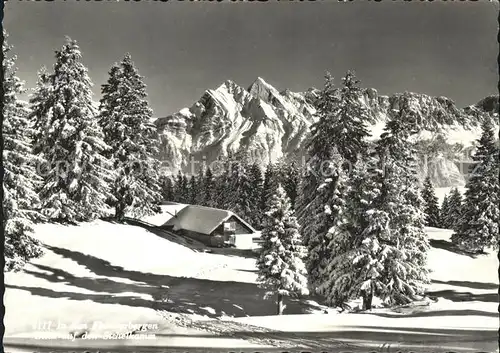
<box><xmin>247</xmin><ymin>77</ymin><xmax>280</xmax><ymax>102</ymax></box>
<box><xmin>474</xmin><ymin>95</ymin><xmax>499</xmax><ymax>114</ymax></box>
<box><xmin>155</xmin><ymin>77</ymin><xmax>497</xmax><ymax>187</ymax></box>
<box><xmin>216</xmin><ymin>79</ymin><xmax>244</xmax><ymax>95</ymax></box>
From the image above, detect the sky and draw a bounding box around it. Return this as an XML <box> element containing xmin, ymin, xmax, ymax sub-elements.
<box><xmin>3</xmin><ymin>1</ymin><xmax>499</xmax><ymax>118</ymax></box>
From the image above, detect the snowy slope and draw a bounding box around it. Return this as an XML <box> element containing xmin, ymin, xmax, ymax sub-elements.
<box><xmin>4</xmin><ymin>221</ymin><xmax>194</xmax><ymax>337</ymax></box>
<box><xmin>3</xmin><ymin>220</ymin><xmax>266</xmax><ymax>351</ymax></box>
<box><xmin>4</xmin><ymin>221</ymin><xmax>497</xmax><ymax>352</ymax></box>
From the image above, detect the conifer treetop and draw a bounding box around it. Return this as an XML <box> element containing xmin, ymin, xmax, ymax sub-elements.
<box><xmin>257</xmin><ymin>184</ymin><xmax>309</xmax><ymax>300</ymax></box>
<box><xmin>3</xmin><ymin>31</ymin><xmax>44</xmax><ymax>270</ymax></box>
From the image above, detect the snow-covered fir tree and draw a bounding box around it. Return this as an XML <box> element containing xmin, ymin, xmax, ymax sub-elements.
<box><xmin>30</xmin><ymin>67</ymin><xmax>52</xmax><ymax>157</ymax></box>
<box><xmin>188</xmin><ymin>175</ymin><xmax>198</xmax><ymax>205</ymax></box>
<box><xmin>216</xmin><ymin>156</ymin><xmax>262</xmax><ymax>225</ymax></box>
<box><xmin>247</xmin><ymin>162</ymin><xmax>264</xmax><ymax>227</ymax></box>
<box><xmin>295</xmin><ymin>159</ymin><xmax>322</xmax><ymax>258</ymax></box>
<box><xmin>179</xmin><ymin>174</ymin><xmax>189</xmax><ymax>204</ymax></box>
<box><xmin>452</xmin><ymin>120</ymin><xmax>499</xmax><ymax>252</ymax></box>
<box><xmin>261</xmin><ymin>163</ymin><xmax>279</xmax><ymax>210</ymax></box>
<box><xmin>193</xmin><ymin>167</ymin><xmax>206</xmax><ymax>206</ymax></box>
<box><xmin>278</xmin><ymin>160</ymin><xmax>301</xmax><ymax>210</ymax></box>
<box><xmin>256</xmin><ymin>185</ymin><xmax>309</xmax><ymax>315</ymax></box>
<box><xmin>3</xmin><ymin>32</ymin><xmax>44</xmax><ymax>271</ymax></box>
<box><xmin>421</xmin><ymin>176</ymin><xmax>441</xmax><ymax>228</ymax></box>
<box><xmin>159</xmin><ymin>174</ymin><xmax>174</xmax><ymax>202</ymax></box>
<box><xmin>367</xmin><ymin>105</ymin><xmax>430</xmax><ymax>306</ymax></box>
<box><xmin>318</xmin><ymin>157</ymin><xmax>375</xmax><ymax>308</ymax></box>
<box><xmin>321</xmin><ymin>156</ymin><xmax>389</xmax><ymax>309</ymax></box>
<box><xmin>226</xmin><ymin>159</ymin><xmax>252</xmax><ymax>219</ymax></box>
<box><xmin>213</xmin><ymin>155</ymin><xmax>234</xmax><ymax>210</ymax></box>
<box><xmin>30</xmin><ymin>37</ymin><xmax>113</xmax><ymax>223</ymax></box>
<box><xmin>259</xmin><ymin>163</ymin><xmax>280</xmax><ymax>227</ymax></box>
<box><xmin>296</xmin><ymin>73</ymin><xmax>339</xmax><ymax>293</ymax></box>
<box><xmin>203</xmin><ymin>167</ymin><xmax>215</xmax><ymax>207</ymax></box>
<box><xmin>98</xmin><ymin>53</ymin><xmax>162</xmax><ymax>220</ymax></box>
<box><xmin>297</xmin><ymin>71</ymin><xmax>374</xmax><ymax>294</ymax></box>
<box><xmin>440</xmin><ymin>194</ymin><xmax>451</xmax><ymax>229</ymax></box>
<box><xmin>321</xmin><ymin>100</ymin><xmax>432</xmax><ymax>310</ymax></box>
<box><xmin>310</xmin><ymin>153</ymin><xmax>351</xmax><ymax>297</ymax></box>
<box><xmin>375</xmin><ymin>154</ymin><xmax>429</xmax><ymax>305</ymax></box>
<box><xmin>333</xmin><ymin>70</ymin><xmax>375</xmax><ymax>165</ymax></box>
<box><xmin>443</xmin><ymin>188</ymin><xmax>463</xmax><ymax>230</ymax></box>
<box><xmin>172</xmin><ymin>171</ymin><xmax>183</xmax><ymax>203</ymax></box>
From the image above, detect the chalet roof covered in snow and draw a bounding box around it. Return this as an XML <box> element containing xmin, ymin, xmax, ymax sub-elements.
<box><xmin>162</xmin><ymin>204</ymin><xmax>256</xmax><ymax>235</ymax></box>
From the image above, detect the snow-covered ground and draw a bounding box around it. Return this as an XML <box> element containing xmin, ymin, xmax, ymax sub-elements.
<box><xmin>4</xmin><ymin>219</ymin><xmax>498</xmax><ymax>352</ymax></box>
<box><xmin>232</xmin><ymin>227</ymin><xmax>498</xmax><ymax>351</ymax></box>
<box><xmin>4</xmin><ymin>220</ymin><xmax>269</xmax><ymax>352</ymax></box>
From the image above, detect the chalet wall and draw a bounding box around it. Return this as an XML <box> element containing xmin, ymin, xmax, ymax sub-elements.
<box><xmin>163</xmin><ymin>213</ymin><xmax>255</xmax><ymax>248</ymax></box>
<box><xmin>212</xmin><ymin>215</ymin><xmax>254</xmax><ymax>236</ymax></box>
<box><xmin>178</xmin><ymin>229</ymin><xmax>225</xmax><ymax>247</ymax></box>
<box><xmin>232</xmin><ymin>216</ymin><xmax>253</xmax><ymax>234</ymax></box>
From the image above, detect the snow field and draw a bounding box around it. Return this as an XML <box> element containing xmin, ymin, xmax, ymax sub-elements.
<box><xmin>4</xmin><ymin>220</ymin><xmax>497</xmax><ymax>351</ymax></box>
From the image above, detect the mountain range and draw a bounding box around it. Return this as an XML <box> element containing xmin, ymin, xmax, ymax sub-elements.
<box><xmin>154</xmin><ymin>77</ymin><xmax>498</xmax><ymax>187</ymax></box>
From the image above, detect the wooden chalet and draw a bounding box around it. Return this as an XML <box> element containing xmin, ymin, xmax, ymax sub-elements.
<box><xmin>161</xmin><ymin>204</ymin><xmax>258</xmax><ymax>248</ymax></box>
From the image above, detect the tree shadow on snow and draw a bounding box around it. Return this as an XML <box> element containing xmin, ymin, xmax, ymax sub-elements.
<box><xmin>366</xmin><ymin>308</ymin><xmax>498</xmax><ymax>318</ymax></box>
<box><xmin>8</xmin><ymin>244</ymin><xmax>314</xmax><ymax>318</ymax></box>
<box><xmin>429</xmin><ymin>239</ymin><xmax>485</xmax><ymax>258</ymax></box>
<box><xmin>425</xmin><ymin>290</ymin><xmax>498</xmax><ymax>303</ymax></box>
<box><xmin>24</xmin><ymin>263</ymin><xmax>156</xmax><ymax>296</ymax></box>
<box><xmin>432</xmin><ymin>279</ymin><xmax>498</xmax><ymax>291</ymax></box>
<box><xmin>44</xmin><ymin>244</ymin><xmax>177</xmax><ymax>287</ymax></box>
<box><xmin>5</xmin><ymin>283</ymin><xmax>155</xmax><ymax>310</ymax></box>
<box><xmin>427</xmin><ymin>278</ymin><xmax>498</xmax><ymax>303</ymax></box>
<box><xmin>237</xmin><ymin>268</ymin><xmax>258</xmax><ymax>273</ymax></box>
<box><xmin>209</xmin><ymin>248</ymin><xmax>258</xmax><ymax>259</ymax></box>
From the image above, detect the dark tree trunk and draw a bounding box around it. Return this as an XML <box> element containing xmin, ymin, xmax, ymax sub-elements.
<box><xmin>277</xmin><ymin>293</ymin><xmax>285</xmax><ymax>315</ymax></box>
<box><xmin>115</xmin><ymin>204</ymin><xmax>125</xmax><ymax>222</ymax></box>
<box><xmin>362</xmin><ymin>286</ymin><xmax>373</xmax><ymax>311</ymax></box>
